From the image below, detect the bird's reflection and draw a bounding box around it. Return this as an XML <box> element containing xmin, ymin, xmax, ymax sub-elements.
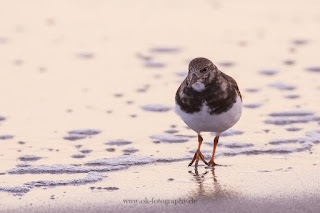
<box><xmin>188</xmin><ymin>167</ymin><xmax>238</xmax><ymax>199</ymax></box>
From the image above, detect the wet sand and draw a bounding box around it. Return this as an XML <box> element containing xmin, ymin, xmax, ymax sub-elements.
<box><xmin>1</xmin><ymin>0</ymin><xmax>320</xmax><ymax>212</ymax></box>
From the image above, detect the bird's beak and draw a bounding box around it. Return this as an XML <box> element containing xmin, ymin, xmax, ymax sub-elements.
<box><xmin>187</xmin><ymin>74</ymin><xmax>198</xmax><ymax>88</ymax></box>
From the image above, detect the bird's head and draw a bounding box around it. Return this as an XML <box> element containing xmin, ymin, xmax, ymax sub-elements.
<box><xmin>186</xmin><ymin>57</ymin><xmax>218</xmax><ymax>92</ymax></box>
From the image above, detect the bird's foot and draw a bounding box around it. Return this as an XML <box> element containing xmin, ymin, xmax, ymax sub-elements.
<box><xmin>207</xmin><ymin>160</ymin><xmax>219</xmax><ymax>167</ymax></box>
<box><xmin>188</xmin><ymin>150</ymin><xmax>208</xmax><ymax>168</ymax></box>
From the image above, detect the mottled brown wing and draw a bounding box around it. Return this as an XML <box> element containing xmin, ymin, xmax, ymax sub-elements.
<box><xmin>221</xmin><ymin>72</ymin><xmax>242</xmax><ymax>102</ymax></box>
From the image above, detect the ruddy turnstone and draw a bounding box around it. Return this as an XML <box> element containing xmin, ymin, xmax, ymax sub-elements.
<box><xmin>175</xmin><ymin>57</ymin><xmax>242</xmax><ymax>168</ymax></box>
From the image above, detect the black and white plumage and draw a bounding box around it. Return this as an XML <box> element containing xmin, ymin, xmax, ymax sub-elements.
<box><xmin>175</xmin><ymin>57</ymin><xmax>242</xmax><ymax>168</ymax></box>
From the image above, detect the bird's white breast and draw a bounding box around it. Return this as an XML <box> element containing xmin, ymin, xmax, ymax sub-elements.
<box><xmin>175</xmin><ymin>95</ymin><xmax>242</xmax><ymax>134</ymax></box>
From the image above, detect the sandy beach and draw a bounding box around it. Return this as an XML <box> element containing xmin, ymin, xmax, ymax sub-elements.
<box><xmin>1</xmin><ymin>0</ymin><xmax>320</xmax><ymax>212</ymax></box>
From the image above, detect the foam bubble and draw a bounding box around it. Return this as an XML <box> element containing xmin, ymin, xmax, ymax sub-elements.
<box><xmin>284</xmin><ymin>94</ymin><xmax>300</xmax><ymax>99</ymax></box>
<box><xmin>218</xmin><ymin>129</ymin><xmax>244</xmax><ymax>137</ymax></box>
<box><xmin>268</xmin><ymin>82</ymin><xmax>296</xmax><ymax>90</ymax></box>
<box><xmin>292</xmin><ymin>39</ymin><xmax>308</xmax><ymax>45</ymax></box>
<box><xmin>0</xmin><ymin>185</ymin><xmax>32</xmax><ymax>193</ymax></box>
<box><xmin>150</xmin><ymin>134</ymin><xmax>189</xmax><ymax>143</ymax></box>
<box><xmin>141</xmin><ymin>104</ymin><xmax>171</xmax><ymax>112</ymax></box>
<box><xmin>122</xmin><ymin>147</ymin><xmax>139</xmax><ymax>153</ymax></box>
<box><xmin>306</xmin><ymin>66</ymin><xmax>320</xmax><ymax>72</ymax></box>
<box><xmin>305</xmin><ymin>129</ymin><xmax>320</xmax><ymax>139</ymax></box>
<box><xmin>164</xmin><ymin>129</ymin><xmax>179</xmax><ymax>134</ymax></box>
<box><xmin>243</xmin><ymin>103</ymin><xmax>262</xmax><ymax>109</ymax></box>
<box><xmin>24</xmin><ymin>172</ymin><xmax>103</xmax><ymax>187</ymax></box>
<box><xmin>264</xmin><ymin>115</ymin><xmax>320</xmax><ymax>125</ymax></box>
<box><xmin>102</xmin><ymin>187</ymin><xmax>119</xmax><ymax>191</ymax></box>
<box><xmin>0</xmin><ymin>135</ymin><xmax>14</xmax><ymax>140</ymax></box>
<box><xmin>105</xmin><ymin>139</ymin><xmax>132</xmax><ymax>146</ymax></box>
<box><xmin>221</xmin><ymin>144</ymin><xmax>312</xmax><ymax>156</ymax></box>
<box><xmin>269</xmin><ymin>138</ymin><xmax>306</xmax><ymax>145</ymax></box>
<box><xmin>259</xmin><ymin>69</ymin><xmax>278</xmax><ymax>76</ymax></box>
<box><xmin>71</xmin><ymin>154</ymin><xmax>86</xmax><ymax>159</ymax></box>
<box><xmin>79</xmin><ymin>149</ymin><xmax>93</xmax><ymax>154</ymax></box>
<box><xmin>76</xmin><ymin>52</ymin><xmax>94</xmax><ymax>59</ymax></box>
<box><xmin>7</xmin><ymin>164</ymin><xmax>125</xmax><ymax>174</ymax></box>
<box><xmin>85</xmin><ymin>155</ymin><xmax>155</xmax><ymax>166</ymax></box>
<box><xmin>245</xmin><ymin>88</ymin><xmax>260</xmax><ymax>93</ymax></box>
<box><xmin>150</xmin><ymin>46</ymin><xmax>181</xmax><ymax>53</ymax></box>
<box><xmin>205</xmin><ymin>141</ymin><xmax>253</xmax><ymax>148</ymax></box>
<box><xmin>175</xmin><ymin>71</ymin><xmax>187</xmax><ymax>77</ymax></box>
<box><xmin>85</xmin><ymin>155</ymin><xmax>190</xmax><ymax>166</ymax></box>
<box><xmin>68</xmin><ymin>128</ymin><xmax>101</xmax><ymax>136</ymax></box>
<box><xmin>63</xmin><ymin>134</ymin><xmax>87</xmax><ymax>141</ymax></box>
<box><xmin>18</xmin><ymin>155</ymin><xmax>42</xmax><ymax>161</ymax></box>
<box><xmin>144</xmin><ymin>61</ymin><xmax>166</xmax><ymax>68</ymax></box>
<box><xmin>285</xmin><ymin>126</ymin><xmax>302</xmax><ymax>132</ymax></box>
<box><xmin>268</xmin><ymin>110</ymin><xmax>314</xmax><ymax>117</ymax></box>
<box><xmin>218</xmin><ymin>61</ymin><xmax>235</xmax><ymax>67</ymax></box>
<box><xmin>16</xmin><ymin>163</ymin><xmax>32</xmax><ymax>167</ymax></box>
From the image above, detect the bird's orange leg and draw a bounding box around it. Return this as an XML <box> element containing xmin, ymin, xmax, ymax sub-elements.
<box><xmin>208</xmin><ymin>134</ymin><xmax>220</xmax><ymax>167</ymax></box>
<box><xmin>189</xmin><ymin>134</ymin><xmax>208</xmax><ymax>168</ymax></box>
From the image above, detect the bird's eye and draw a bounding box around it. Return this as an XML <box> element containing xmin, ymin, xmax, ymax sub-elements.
<box><xmin>200</xmin><ymin>67</ymin><xmax>208</xmax><ymax>73</ymax></box>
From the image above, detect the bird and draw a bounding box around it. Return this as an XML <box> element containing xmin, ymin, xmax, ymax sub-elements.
<box><xmin>175</xmin><ymin>57</ymin><xmax>242</xmax><ymax>168</ymax></box>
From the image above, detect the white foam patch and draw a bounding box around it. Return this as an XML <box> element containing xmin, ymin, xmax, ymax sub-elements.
<box><xmin>7</xmin><ymin>164</ymin><xmax>126</xmax><ymax>174</ymax></box>
<box><xmin>284</xmin><ymin>94</ymin><xmax>300</xmax><ymax>99</ymax></box>
<box><xmin>164</xmin><ymin>129</ymin><xmax>179</xmax><ymax>134</ymax></box>
<box><xmin>245</xmin><ymin>88</ymin><xmax>260</xmax><ymax>93</ymax></box>
<box><xmin>24</xmin><ymin>172</ymin><xmax>103</xmax><ymax>187</ymax></box>
<box><xmin>243</xmin><ymin>103</ymin><xmax>262</xmax><ymax>108</ymax></box>
<box><xmin>269</xmin><ymin>138</ymin><xmax>307</xmax><ymax>145</ymax></box>
<box><xmin>216</xmin><ymin>129</ymin><xmax>244</xmax><ymax>137</ymax></box>
<box><xmin>85</xmin><ymin>155</ymin><xmax>191</xmax><ymax>166</ymax></box>
<box><xmin>259</xmin><ymin>69</ymin><xmax>278</xmax><ymax>75</ymax></box>
<box><xmin>150</xmin><ymin>134</ymin><xmax>189</xmax><ymax>143</ymax></box>
<box><xmin>264</xmin><ymin>115</ymin><xmax>320</xmax><ymax>125</ymax></box>
<box><xmin>150</xmin><ymin>46</ymin><xmax>181</xmax><ymax>53</ymax></box>
<box><xmin>79</xmin><ymin>149</ymin><xmax>93</xmax><ymax>154</ymax></box>
<box><xmin>144</xmin><ymin>61</ymin><xmax>166</xmax><ymax>68</ymax></box>
<box><xmin>175</xmin><ymin>71</ymin><xmax>187</xmax><ymax>77</ymax></box>
<box><xmin>306</xmin><ymin>66</ymin><xmax>320</xmax><ymax>72</ymax></box>
<box><xmin>18</xmin><ymin>155</ymin><xmax>42</xmax><ymax>161</ymax></box>
<box><xmin>205</xmin><ymin>141</ymin><xmax>253</xmax><ymax>148</ymax></box>
<box><xmin>85</xmin><ymin>155</ymin><xmax>155</xmax><ymax>166</ymax></box>
<box><xmin>268</xmin><ymin>82</ymin><xmax>296</xmax><ymax>90</ymax></box>
<box><xmin>63</xmin><ymin>134</ymin><xmax>87</xmax><ymax>141</ymax></box>
<box><xmin>71</xmin><ymin>154</ymin><xmax>86</xmax><ymax>159</ymax></box>
<box><xmin>220</xmin><ymin>144</ymin><xmax>312</xmax><ymax>156</ymax></box>
<box><xmin>122</xmin><ymin>147</ymin><xmax>139</xmax><ymax>153</ymax></box>
<box><xmin>0</xmin><ymin>134</ymin><xmax>14</xmax><ymax>140</ymax></box>
<box><xmin>218</xmin><ymin>61</ymin><xmax>234</xmax><ymax>67</ymax></box>
<box><xmin>292</xmin><ymin>39</ymin><xmax>308</xmax><ymax>45</ymax></box>
<box><xmin>192</xmin><ymin>143</ymin><xmax>312</xmax><ymax>157</ymax></box>
<box><xmin>105</xmin><ymin>139</ymin><xmax>132</xmax><ymax>146</ymax></box>
<box><xmin>268</xmin><ymin>110</ymin><xmax>314</xmax><ymax>117</ymax></box>
<box><xmin>0</xmin><ymin>172</ymin><xmax>103</xmax><ymax>194</ymax></box>
<box><xmin>306</xmin><ymin>129</ymin><xmax>320</xmax><ymax>140</ymax></box>
<box><xmin>141</xmin><ymin>104</ymin><xmax>171</xmax><ymax>112</ymax></box>
<box><xmin>76</xmin><ymin>52</ymin><xmax>94</xmax><ymax>59</ymax></box>
<box><xmin>16</xmin><ymin>163</ymin><xmax>32</xmax><ymax>167</ymax></box>
<box><xmin>68</xmin><ymin>128</ymin><xmax>101</xmax><ymax>135</ymax></box>
<box><xmin>0</xmin><ymin>185</ymin><xmax>32</xmax><ymax>193</ymax></box>
<box><xmin>285</xmin><ymin>126</ymin><xmax>302</xmax><ymax>132</ymax></box>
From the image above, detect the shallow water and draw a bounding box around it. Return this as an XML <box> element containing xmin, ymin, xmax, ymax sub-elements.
<box><xmin>1</xmin><ymin>0</ymin><xmax>320</xmax><ymax>212</ymax></box>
